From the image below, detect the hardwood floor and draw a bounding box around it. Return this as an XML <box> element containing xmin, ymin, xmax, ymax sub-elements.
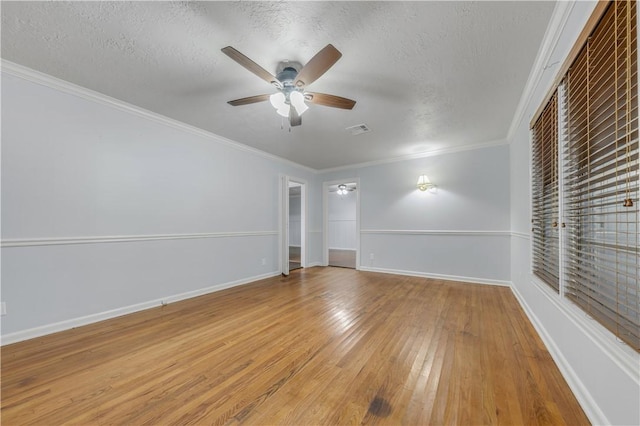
<box><xmin>1</xmin><ymin>267</ymin><xmax>589</xmax><ymax>425</ymax></box>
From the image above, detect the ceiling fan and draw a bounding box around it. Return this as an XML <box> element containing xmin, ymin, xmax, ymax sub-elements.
<box><xmin>330</xmin><ymin>183</ymin><xmax>357</xmax><ymax>195</ymax></box>
<box><xmin>222</xmin><ymin>44</ymin><xmax>356</xmax><ymax>127</ymax></box>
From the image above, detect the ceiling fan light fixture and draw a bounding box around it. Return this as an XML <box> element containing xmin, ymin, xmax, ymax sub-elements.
<box><xmin>270</xmin><ymin>92</ymin><xmax>286</xmax><ymax>109</ymax></box>
<box><xmin>276</xmin><ymin>105</ymin><xmax>290</xmax><ymax>117</ymax></box>
<box><xmin>223</xmin><ymin>44</ymin><xmax>356</xmax><ymax>128</ymax></box>
<box><xmin>270</xmin><ymin>92</ymin><xmax>291</xmax><ymax>117</ymax></box>
<box><xmin>290</xmin><ymin>91</ymin><xmax>308</xmax><ymax>115</ymax></box>
<box><xmin>337</xmin><ymin>184</ymin><xmax>348</xmax><ymax>195</ymax></box>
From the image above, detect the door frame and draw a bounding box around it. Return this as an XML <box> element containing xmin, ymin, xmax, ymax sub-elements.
<box><xmin>322</xmin><ymin>178</ymin><xmax>360</xmax><ymax>269</ymax></box>
<box><xmin>280</xmin><ymin>174</ymin><xmax>308</xmax><ymax>275</ymax></box>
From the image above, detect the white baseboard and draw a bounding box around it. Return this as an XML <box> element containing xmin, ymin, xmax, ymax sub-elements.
<box><xmin>357</xmin><ymin>266</ymin><xmax>510</xmax><ymax>287</ymax></box>
<box><xmin>510</xmin><ymin>284</ymin><xmax>609</xmax><ymax>426</ymax></box>
<box><xmin>0</xmin><ymin>271</ymin><xmax>280</xmax><ymax>346</ymax></box>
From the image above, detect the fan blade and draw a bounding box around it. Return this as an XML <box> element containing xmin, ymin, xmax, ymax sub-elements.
<box><xmin>306</xmin><ymin>92</ymin><xmax>356</xmax><ymax>110</ymax></box>
<box><xmin>221</xmin><ymin>46</ymin><xmax>278</xmax><ymax>85</ymax></box>
<box><xmin>289</xmin><ymin>104</ymin><xmax>302</xmax><ymax>127</ymax></box>
<box><xmin>227</xmin><ymin>94</ymin><xmax>271</xmax><ymax>106</ymax></box>
<box><xmin>294</xmin><ymin>44</ymin><xmax>342</xmax><ymax>88</ymax></box>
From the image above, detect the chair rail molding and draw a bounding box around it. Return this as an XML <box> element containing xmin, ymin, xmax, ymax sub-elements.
<box><xmin>1</xmin><ymin>231</ymin><xmax>279</xmax><ymax>248</ymax></box>
<box><xmin>360</xmin><ymin>229</ymin><xmax>510</xmax><ymax>237</ymax></box>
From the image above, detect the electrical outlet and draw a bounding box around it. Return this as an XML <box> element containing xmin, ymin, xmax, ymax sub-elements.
<box><xmin>369</xmin><ymin>253</ymin><xmax>375</xmax><ymax>260</ymax></box>
<box><xmin>1</xmin><ymin>302</ymin><xmax>6</xmax><ymax>316</ymax></box>
<box><xmin>261</xmin><ymin>258</ymin><xmax>267</xmax><ymax>266</ymax></box>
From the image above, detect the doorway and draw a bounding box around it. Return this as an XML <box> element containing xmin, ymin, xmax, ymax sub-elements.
<box><xmin>280</xmin><ymin>175</ymin><xmax>306</xmax><ymax>276</ymax></box>
<box><xmin>324</xmin><ymin>180</ymin><xmax>359</xmax><ymax>269</ymax></box>
<box><xmin>288</xmin><ymin>182</ymin><xmax>302</xmax><ymax>271</ymax></box>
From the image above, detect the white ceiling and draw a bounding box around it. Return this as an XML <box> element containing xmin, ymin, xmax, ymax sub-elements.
<box><xmin>1</xmin><ymin>1</ymin><xmax>555</xmax><ymax>170</ymax></box>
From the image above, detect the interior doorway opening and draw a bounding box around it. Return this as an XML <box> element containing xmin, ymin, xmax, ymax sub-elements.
<box><xmin>281</xmin><ymin>175</ymin><xmax>306</xmax><ymax>276</ymax></box>
<box><xmin>288</xmin><ymin>182</ymin><xmax>303</xmax><ymax>271</ymax></box>
<box><xmin>326</xmin><ymin>181</ymin><xmax>358</xmax><ymax>269</ymax></box>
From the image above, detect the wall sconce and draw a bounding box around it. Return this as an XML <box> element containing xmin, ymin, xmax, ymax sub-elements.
<box><xmin>417</xmin><ymin>175</ymin><xmax>436</xmax><ymax>192</ymax></box>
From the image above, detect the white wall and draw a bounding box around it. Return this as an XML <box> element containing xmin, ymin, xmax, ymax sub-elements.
<box><xmin>0</xmin><ymin>67</ymin><xmax>320</xmax><ymax>343</ymax></box>
<box><xmin>328</xmin><ymin>189</ymin><xmax>356</xmax><ymax>249</ymax></box>
<box><xmin>3</xmin><ymin>4</ymin><xmax>638</xmax><ymax>421</ymax></box>
<box><xmin>321</xmin><ymin>144</ymin><xmax>511</xmax><ymax>285</ymax></box>
<box><xmin>509</xmin><ymin>1</ymin><xmax>639</xmax><ymax>424</ymax></box>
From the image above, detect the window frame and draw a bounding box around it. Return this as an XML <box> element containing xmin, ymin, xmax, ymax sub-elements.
<box><xmin>529</xmin><ymin>0</ymin><xmax>639</xmax><ymax>354</ymax></box>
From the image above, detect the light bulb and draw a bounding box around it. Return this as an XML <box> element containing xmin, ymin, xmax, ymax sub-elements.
<box><xmin>270</xmin><ymin>92</ymin><xmax>286</xmax><ymax>110</ymax></box>
<box><xmin>290</xmin><ymin>91</ymin><xmax>308</xmax><ymax>115</ymax></box>
<box><xmin>417</xmin><ymin>175</ymin><xmax>431</xmax><ymax>191</ymax></box>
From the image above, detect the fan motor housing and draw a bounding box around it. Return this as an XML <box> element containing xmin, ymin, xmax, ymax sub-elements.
<box><xmin>277</xmin><ymin>67</ymin><xmax>298</xmax><ymax>86</ymax></box>
<box><xmin>276</xmin><ymin>61</ymin><xmax>302</xmax><ymax>75</ymax></box>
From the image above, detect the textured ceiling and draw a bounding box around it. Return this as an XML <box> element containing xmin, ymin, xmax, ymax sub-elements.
<box><xmin>1</xmin><ymin>1</ymin><xmax>555</xmax><ymax>170</ymax></box>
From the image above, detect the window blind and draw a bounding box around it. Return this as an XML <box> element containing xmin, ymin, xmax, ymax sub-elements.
<box><xmin>564</xmin><ymin>0</ymin><xmax>639</xmax><ymax>350</ymax></box>
<box><xmin>532</xmin><ymin>91</ymin><xmax>560</xmax><ymax>292</ymax></box>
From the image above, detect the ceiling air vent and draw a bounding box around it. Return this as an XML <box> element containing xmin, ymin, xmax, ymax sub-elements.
<box><xmin>346</xmin><ymin>124</ymin><xmax>370</xmax><ymax>135</ymax></box>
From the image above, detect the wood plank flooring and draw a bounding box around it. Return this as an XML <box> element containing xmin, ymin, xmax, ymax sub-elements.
<box><xmin>1</xmin><ymin>267</ymin><xmax>589</xmax><ymax>425</ymax></box>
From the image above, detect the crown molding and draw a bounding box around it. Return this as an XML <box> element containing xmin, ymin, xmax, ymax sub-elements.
<box><xmin>318</xmin><ymin>138</ymin><xmax>509</xmax><ymax>174</ymax></box>
<box><xmin>1</xmin><ymin>60</ymin><xmax>317</xmax><ymax>174</ymax></box>
<box><xmin>507</xmin><ymin>0</ymin><xmax>575</xmax><ymax>140</ymax></box>
<box><xmin>1</xmin><ymin>60</ymin><xmax>528</xmax><ymax>175</ymax></box>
